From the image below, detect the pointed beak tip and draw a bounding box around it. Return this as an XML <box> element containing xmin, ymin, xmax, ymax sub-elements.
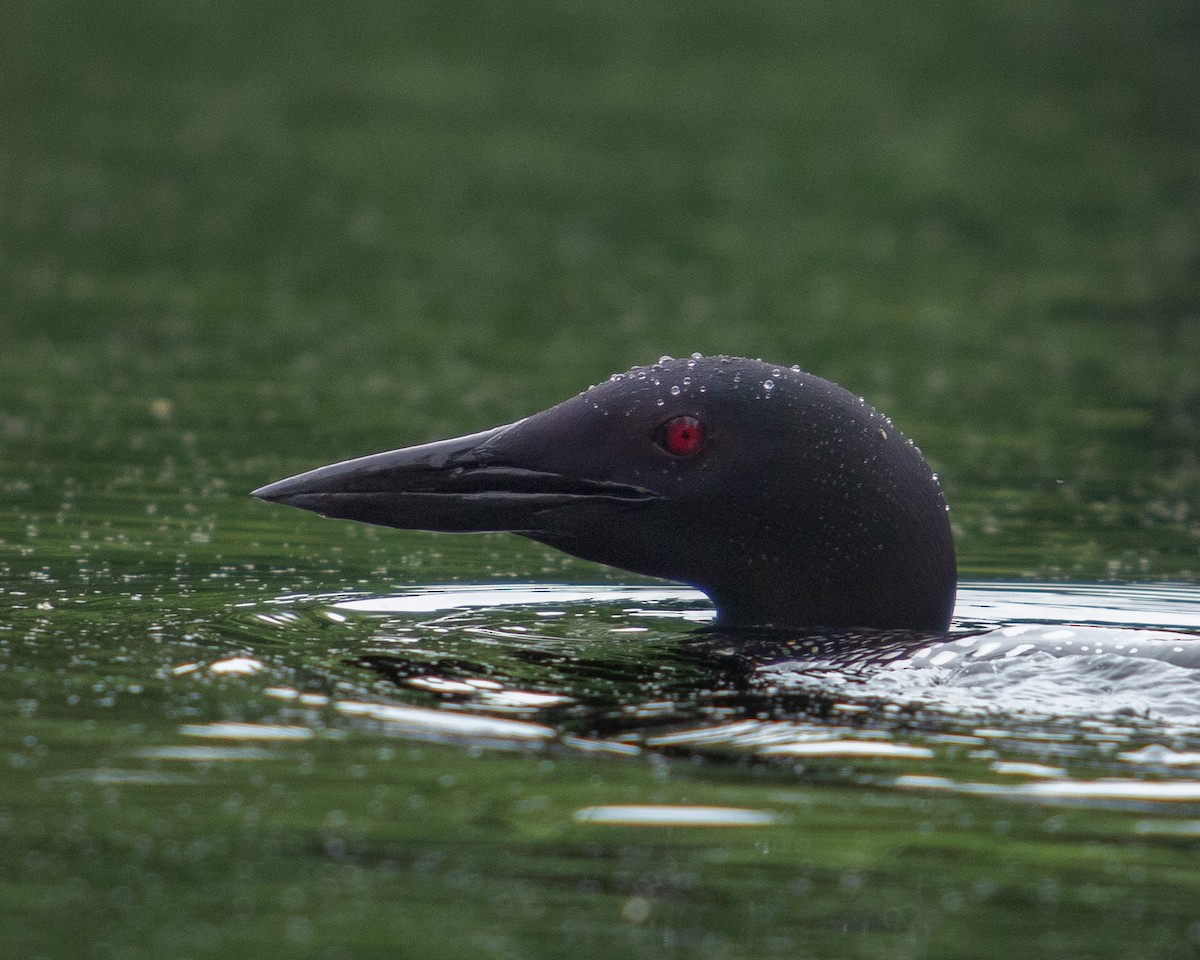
<box><xmin>251</xmin><ymin>481</ymin><xmax>286</xmax><ymax>502</ymax></box>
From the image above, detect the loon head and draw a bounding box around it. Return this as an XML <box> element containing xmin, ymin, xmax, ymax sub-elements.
<box><xmin>253</xmin><ymin>356</ymin><xmax>956</xmax><ymax>631</ymax></box>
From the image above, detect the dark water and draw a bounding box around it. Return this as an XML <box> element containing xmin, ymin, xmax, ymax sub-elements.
<box><xmin>6</xmin><ymin>574</ymin><xmax>1200</xmax><ymax>959</ymax></box>
<box><xmin>3</xmin><ymin>0</ymin><xmax>1200</xmax><ymax>956</ymax></box>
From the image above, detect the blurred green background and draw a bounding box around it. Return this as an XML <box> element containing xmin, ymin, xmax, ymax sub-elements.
<box><xmin>3</xmin><ymin>0</ymin><xmax>1198</xmax><ymax>583</ymax></box>
<box><xmin>4</xmin><ymin>3</ymin><xmax>1200</xmax><ymax>959</ymax></box>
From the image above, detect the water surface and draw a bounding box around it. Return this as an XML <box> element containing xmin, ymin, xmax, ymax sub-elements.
<box><xmin>5</xmin><ymin>573</ymin><xmax>1200</xmax><ymax>957</ymax></box>
<box><xmin>3</xmin><ymin>0</ymin><xmax>1199</xmax><ymax>956</ymax></box>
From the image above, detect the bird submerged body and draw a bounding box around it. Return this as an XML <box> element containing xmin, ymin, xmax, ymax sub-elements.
<box><xmin>253</xmin><ymin>356</ymin><xmax>957</xmax><ymax>631</ymax></box>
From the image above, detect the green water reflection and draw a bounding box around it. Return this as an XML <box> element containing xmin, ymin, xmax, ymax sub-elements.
<box><xmin>3</xmin><ymin>0</ymin><xmax>1200</xmax><ymax>956</ymax></box>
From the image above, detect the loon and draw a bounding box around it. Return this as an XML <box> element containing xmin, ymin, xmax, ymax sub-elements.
<box><xmin>252</xmin><ymin>356</ymin><xmax>956</xmax><ymax>631</ymax></box>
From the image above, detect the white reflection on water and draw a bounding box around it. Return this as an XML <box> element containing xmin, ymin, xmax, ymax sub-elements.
<box><xmin>404</xmin><ymin>676</ymin><xmax>572</xmax><ymax>709</ymax></box>
<box><xmin>954</xmin><ymin>582</ymin><xmax>1200</xmax><ymax>629</ymax></box>
<box><xmin>896</xmin><ymin>774</ymin><xmax>1200</xmax><ymax>805</ymax></box>
<box><xmin>647</xmin><ymin>722</ymin><xmax>934</xmax><ymax>759</ymax></box>
<box><xmin>761</xmin><ymin>627</ymin><xmax>1200</xmax><ymax>726</ymax></box>
<box><xmin>759</xmin><ymin>740</ymin><xmax>934</xmax><ymax>759</ymax></box>
<box><xmin>171</xmin><ymin>657</ymin><xmax>266</xmax><ymax>677</ymax></box>
<box><xmin>180</xmin><ymin>722</ymin><xmax>314</xmax><ymax>740</ymax></box>
<box><xmin>647</xmin><ymin>720</ymin><xmax>856</xmax><ymax>748</ymax></box>
<box><xmin>221</xmin><ymin>580</ymin><xmax>1200</xmax><ymax>808</ymax></box>
<box><xmin>335</xmin><ymin>585</ymin><xmax>703</xmax><ymax>615</ymax></box>
<box><xmin>331</xmin><ymin>581</ymin><xmax>1200</xmax><ymax>727</ymax></box>
<box><xmin>1118</xmin><ymin>745</ymin><xmax>1200</xmax><ymax>766</ymax></box>
<box><xmin>574</xmin><ymin>805</ymin><xmax>781</xmax><ymax>826</ymax></box>
<box><xmin>135</xmin><ymin>745</ymin><xmax>279</xmax><ymax>761</ymax></box>
<box><xmin>334</xmin><ymin>699</ymin><xmax>555</xmax><ymax>743</ymax></box>
<box><xmin>265</xmin><ymin>687</ymin><xmax>332</xmax><ymax>707</ymax></box>
<box><xmin>332</xmin><ymin>581</ymin><xmax>1200</xmax><ymax>630</ymax></box>
<box><xmin>990</xmin><ymin>761</ymin><xmax>1068</xmax><ymax>778</ymax></box>
<box><xmin>208</xmin><ymin>657</ymin><xmax>266</xmax><ymax>675</ymax></box>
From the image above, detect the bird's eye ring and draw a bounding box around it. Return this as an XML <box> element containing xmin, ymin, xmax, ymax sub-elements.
<box><xmin>657</xmin><ymin>415</ymin><xmax>706</xmax><ymax>457</ymax></box>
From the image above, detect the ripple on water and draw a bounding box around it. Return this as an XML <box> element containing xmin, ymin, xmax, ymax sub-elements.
<box><xmin>180</xmin><ymin>580</ymin><xmax>1200</xmax><ymax>807</ymax></box>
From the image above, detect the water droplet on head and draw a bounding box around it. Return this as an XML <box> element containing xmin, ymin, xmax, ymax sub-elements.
<box><xmin>669</xmin><ymin>385</ymin><xmax>681</xmax><ymax>396</ymax></box>
<box><xmin>772</xmin><ymin>369</ymin><xmax>781</xmax><ymax>377</ymax></box>
<box><xmin>655</xmin><ymin>398</ymin><xmax>665</xmax><ymax>406</ymax></box>
<box><xmin>763</xmin><ymin>379</ymin><xmax>775</xmax><ymax>391</ymax></box>
<box><xmin>691</xmin><ymin>352</ymin><xmax>703</xmax><ymax>360</ymax></box>
<box><xmin>658</xmin><ymin>355</ymin><xmax>674</xmax><ymax>364</ymax></box>
<box><xmin>790</xmin><ymin>364</ymin><xmax>801</xmax><ymax>372</ymax></box>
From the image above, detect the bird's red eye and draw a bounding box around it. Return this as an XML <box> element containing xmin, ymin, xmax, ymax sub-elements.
<box><xmin>658</xmin><ymin>415</ymin><xmax>706</xmax><ymax>457</ymax></box>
